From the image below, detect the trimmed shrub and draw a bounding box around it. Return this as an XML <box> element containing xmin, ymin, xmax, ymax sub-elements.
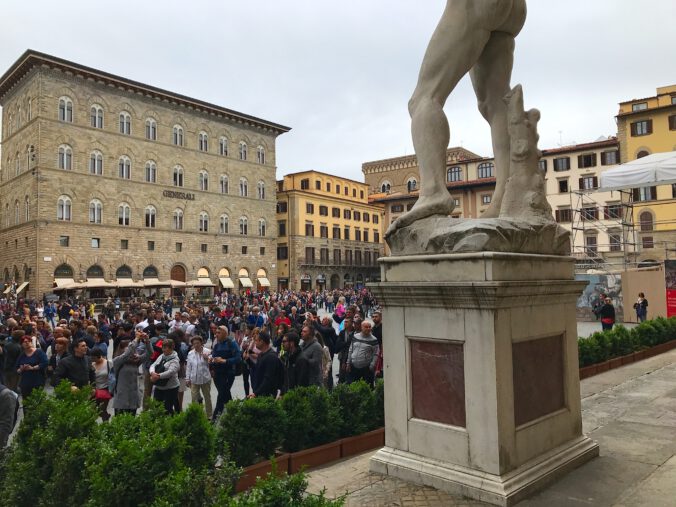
<box><xmin>280</xmin><ymin>387</ymin><xmax>341</xmax><ymax>452</ymax></box>
<box><xmin>171</xmin><ymin>403</ymin><xmax>216</xmax><ymax>470</ymax></box>
<box><xmin>373</xmin><ymin>379</ymin><xmax>385</xmax><ymax>429</ymax></box>
<box><xmin>217</xmin><ymin>397</ymin><xmax>287</xmax><ymax>467</ymax></box>
<box><xmin>330</xmin><ymin>381</ymin><xmax>375</xmax><ymax>438</ymax></box>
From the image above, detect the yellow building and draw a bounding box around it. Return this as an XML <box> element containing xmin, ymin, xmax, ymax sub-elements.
<box><xmin>616</xmin><ymin>85</ymin><xmax>676</xmax><ymax>265</ymax></box>
<box><xmin>276</xmin><ymin>171</ymin><xmax>385</xmax><ymax>291</ymax></box>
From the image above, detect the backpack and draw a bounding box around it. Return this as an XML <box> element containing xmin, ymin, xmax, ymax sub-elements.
<box><xmin>0</xmin><ymin>384</ymin><xmax>20</xmax><ymax>432</ymax></box>
<box><xmin>150</xmin><ymin>338</ymin><xmax>164</xmax><ymax>363</ymax></box>
<box><xmin>106</xmin><ymin>360</ymin><xmax>117</xmax><ymax>395</ymax></box>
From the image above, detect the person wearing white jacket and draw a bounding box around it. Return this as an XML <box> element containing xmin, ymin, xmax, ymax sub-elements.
<box><xmin>186</xmin><ymin>336</ymin><xmax>213</xmax><ymax>419</ymax></box>
<box><xmin>149</xmin><ymin>338</ymin><xmax>180</xmax><ymax>414</ymax></box>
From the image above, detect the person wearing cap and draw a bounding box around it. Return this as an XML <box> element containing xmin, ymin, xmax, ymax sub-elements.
<box><xmin>211</xmin><ymin>326</ymin><xmax>241</xmax><ymax>420</ymax></box>
<box><xmin>186</xmin><ymin>335</ymin><xmax>213</xmax><ymax>419</ymax></box>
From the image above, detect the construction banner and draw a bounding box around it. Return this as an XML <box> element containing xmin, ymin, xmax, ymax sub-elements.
<box><xmin>664</xmin><ymin>260</ymin><xmax>676</xmax><ymax>317</ymax></box>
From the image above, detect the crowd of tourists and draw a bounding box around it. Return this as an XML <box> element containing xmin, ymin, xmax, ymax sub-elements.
<box><xmin>0</xmin><ymin>288</ymin><xmax>382</xmax><ymax>446</ymax></box>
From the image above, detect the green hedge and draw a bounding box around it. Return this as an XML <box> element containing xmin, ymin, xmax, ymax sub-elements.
<box><xmin>578</xmin><ymin>316</ymin><xmax>676</xmax><ymax>367</ymax></box>
<box><xmin>0</xmin><ymin>383</ymin><xmax>342</xmax><ymax>507</ymax></box>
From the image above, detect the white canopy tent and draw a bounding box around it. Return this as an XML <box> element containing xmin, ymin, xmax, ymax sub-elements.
<box><xmin>600</xmin><ymin>151</ymin><xmax>676</xmax><ymax>191</ymax></box>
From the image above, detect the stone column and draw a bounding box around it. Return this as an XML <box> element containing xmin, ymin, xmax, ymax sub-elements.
<box><xmin>369</xmin><ymin>252</ymin><xmax>599</xmax><ymax>506</ymax></box>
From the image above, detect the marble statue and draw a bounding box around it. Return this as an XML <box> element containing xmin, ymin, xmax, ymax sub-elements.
<box><xmin>385</xmin><ymin>0</ymin><xmax>568</xmax><ymax>256</ymax></box>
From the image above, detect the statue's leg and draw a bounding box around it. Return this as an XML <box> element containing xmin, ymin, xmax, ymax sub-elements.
<box><xmin>386</xmin><ymin>7</ymin><xmax>492</xmax><ymax>237</ymax></box>
<box><xmin>470</xmin><ymin>32</ymin><xmax>516</xmax><ymax>219</ymax></box>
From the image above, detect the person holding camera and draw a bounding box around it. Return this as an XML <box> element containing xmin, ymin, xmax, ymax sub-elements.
<box><xmin>149</xmin><ymin>338</ymin><xmax>180</xmax><ymax>414</ymax></box>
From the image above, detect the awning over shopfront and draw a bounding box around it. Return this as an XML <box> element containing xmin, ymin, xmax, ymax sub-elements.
<box><xmin>219</xmin><ymin>277</ymin><xmax>235</xmax><ymax>289</ymax></box>
<box><xmin>16</xmin><ymin>282</ymin><xmax>29</xmax><ymax>294</ymax></box>
<box><xmin>257</xmin><ymin>277</ymin><xmax>271</xmax><ymax>287</ymax></box>
<box><xmin>3</xmin><ymin>285</ymin><xmax>12</xmax><ymax>294</ymax></box>
<box><xmin>600</xmin><ymin>151</ymin><xmax>676</xmax><ymax>191</ymax></box>
<box><xmin>142</xmin><ymin>278</ymin><xmax>171</xmax><ymax>287</ymax></box>
<box><xmin>81</xmin><ymin>278</ymin><xmax>116</xmax><ymax>289</ymax></box>
<box><xmin>169</xmin><ymin>280</ymin><xmax>186</xmax><ymax>288</ymax></box>
<box><xmin>54</xmin><ymin>278</ymin><xmax>78</xmax><ymax>290</ymax></box>
<box><xmin>115</xmin><ymin>278</ymin><xmax>144</xmax><ymax>288</ymax></box>
<box><xmin>239</xmin><ymin>277</ymin><xmax>253</xmax><ymax>288</ymax></box>
<box><xmin>188</xmin><ymin>278</ymin><xmax>216</xmax><ymax>287</ymax></box>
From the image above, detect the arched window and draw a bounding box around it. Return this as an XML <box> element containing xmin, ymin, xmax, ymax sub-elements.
<box><xmin>89</xmin><ymin>151</ymin><xmax>103</xmax><ymax>175</ymax></box>
<box><xmin>380</xmin><ymin>181</ymin><xmax>391</xmax><ymax>193</ymax></box>
<box><xmin>57</xmin><ymin>196</ymin><xmax>72</xmax><ymax>221</ymax></box>
<box><xmin>116</xmin><ymin>265</ymin><xmax>133</xmax><ymax>279</ymax></box>
<box><xmin>14</xmin><ymin>200</ymin><xmax>19</xmax><ymax>225</ymax></box>
<box><xmin>54</xmin><ymin>264</ymin><xmax>74</xmax><ymax>278</ymax></box>
<box><xmin>173</xmin><ymin>209</ymin><xmax>184</xmax><ymax>230</ymax></box>
<box><xmin>118</xmin><ymin>156</ymin><xmax>131</xmax><ymax>179</ymax></box>
<box><xmin>172</xmin><ymin>125</ymin><xmax>184</xmax><ymax>146</ymax></box>
<box><xmin>220</xmin><ymin>214</ymin><xmax>229</xmax><ymax>234</ymax></box>
<box><xmin>24</xmin><ymin>196</ymin><xmax>29</xmax><ymax>222</ymax></box>
<box><xmin>239</xmin><ymin>177</ymin><xmax>248</xmax><ymax>197</ymax></box>
<box><xmin>58</xmin><ymin>144</ymin><xmax>73</xmax><ymax>170</ymax></box>
<box><xmin>145</xmin><ymin>205</ymin><xmax>156</xmax><ymax>228</ymax></box>
<box><xmin>637</xmin><ymin>150</ymin><xmax>650</xmax><ymax>159</ymax></box>
<box><xmin>118</xmin><ymin>203</ymin><xmax>131</xmax><ymax>226</ymax></box>
<box><xmin>640</xmin><ymin>211</ymin><xmax>654</xmax><ymax>231</ymax></box>
<box><xmin>239</xmin><ymin>216</ymin><xmax>248</xmax><ymax>235</ymax></box>
<box><xmin>119</xmin><ymin>111</ymin><xmax>131</xmax><ymax>135</ymax></box>
<box><xmin>199</xmin><ymin>170</ymin><xmax>209</xmax><ymax>191</ymax></box>
<box><xmin>478</xmin><ymin>162</ymin><xmax>494</xmax><ymax>179</ymax></box>
<box><xmin>173</xmin><ymin>166</ymin><xmax>184</xmax><ymax>187</ymax></box>
<box><xmin>220</xmin><ymin>175</ymin><xmax>229</xmax><ymax>194</ymax></box>
<box><xmin>143</xmin><ymin>266</ymin><xmax>158</xmax><ymax>278</ymax></box>
<box><xmin>239</xmin><ymin>141</ymin><xmax>247</xmax><ymax>161</ymax></box>
<box><xmin>219</xmin><ymin>137</ymin><xmax>228</xmax><ymax>156</ymax></box>
<box><xmin>199</xmin><ymin>211</ymin><xmax>209</xmax><ymax>232</ymax></box>
<box><xmin>90</xmin><ymin>104</ymin><xmax>104</xmax><ymax>128</ymax></box>
<box><xmin>447</xmin><ymin>166</ymin><xmax>462</xmax><ymax>182</ymax></box>
<box><xmin>89</xmin><ymin>199</ymin><xmax>103</xmax><ymax>224</ymax></box>
<box><xmin>258</xmin><ymin>218</ymin><xmax>266</xmax><ymax>237</ymax></box>
<box><xmin>86</xmin><ymin>265</ymin><xmax>104</xmax><ymax>279</ymax></box>
<box><xmin>257</xmin><ymin>146</ymin><xmax>265</xmax><ymax>164</ymax></box>
<box><xmin>145</xmin><ymin>161</ymin><xmax>157</xmax><ymax>183</ymax></box>
<box><xmin>198</xmin><ymin>132</ymin><xmax>208</xmax><ymax>152</ymax></box>
<box><xmin>145</xmin><ymin>118</ymin><xmax>157</xmax><ymax>140</ymax></box>
<box><xmin>407</xmin><ymin>178</ymin><xmax>418</xmax><ymax>192</ymax></box>
<box><xmin>257</xmin><ymin>181</ymin><xmax>265</xmax><ymax>199</ymax></box>
<box><xmin>58</xmin><ymin>97</ymin><xmax>73</xmax><ymax>122</ymax></box>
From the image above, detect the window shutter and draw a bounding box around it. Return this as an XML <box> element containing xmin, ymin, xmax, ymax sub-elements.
<box><xmin>632</xmin><ymin>188</ymin><xmax>640</xmax><ymax>201</ymax></box>
<box><xmin>630</xmin><ymin>123</ymin><xmax>637</xmax><ymax>136</ymax></box>
<box><xmin>555</xmin><ymin>210</ymin><xmax>561</xmax><ymax>222</ymax></box>
<box><xmin>591</xmin><ymin>154</ymin><xmax>597</xmax><ymax>166</ymax></box>
<box><xmin>647</xmin><ymin>119</ymin><xmax>653</xmax><ymax>134</ymax></box>
<box><xmin>579</xmin><ymin>177</ymin><xmax>584</xmax><ymax>190</ymax></box>
<box><xmin>577</xmin><ymin>155</ymin><xmax>583</xmax><ymax>167</ymax></box>
<box><xmin>593</xmin><ymin>176</ymin><xmax>598</xmax><ymax>188</ymax></box>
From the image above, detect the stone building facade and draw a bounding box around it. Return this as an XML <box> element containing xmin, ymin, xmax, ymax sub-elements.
<box><xmin>0</xmin><ymin>50</ymin><xmax>290</xmax><ymax>299</ymax></box>
<box><xmin>276</xmin><ymin>171</ymin><xmax>385</xmax><ymax>291</ymax></box>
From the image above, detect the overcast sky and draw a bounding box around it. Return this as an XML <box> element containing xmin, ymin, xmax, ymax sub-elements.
<box><xmin>1</xmin><ymin>0</ymin><xmax>675</xmax><ymax>182</ymax></box>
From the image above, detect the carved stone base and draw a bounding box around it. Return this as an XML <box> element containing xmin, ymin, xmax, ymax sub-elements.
<box><xmin>386</xmin><ymin>216</ymin><xmax>570</xmax><ymax>257</ymax></box>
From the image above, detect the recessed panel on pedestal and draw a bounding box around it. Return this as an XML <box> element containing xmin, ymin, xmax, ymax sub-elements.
<box><xmin>512</xmin><ymin>334</ymin><xmax>565</xmax><ymax>427</ymax></box>
<box><xmin>410</xmin><ymin>340</ymin><xmax>465</xmax><ymax>427</ymax></box>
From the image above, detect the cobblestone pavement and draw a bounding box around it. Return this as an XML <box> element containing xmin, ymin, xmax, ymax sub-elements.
<box><xmin>307</xmin><ymin>348</ymin><xmax>676</xmax><ymax>507</ymax></box>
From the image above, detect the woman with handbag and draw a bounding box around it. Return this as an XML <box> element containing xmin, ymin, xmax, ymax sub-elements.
<box><xmin>91</xmin><ymin>348</ymin><xmax>112</xmax><ymax>421</ymax></box>
<box><xmin>149</xmin><ymin>338</ymin><xmax>180</xmax><ymax>414</ymax></box>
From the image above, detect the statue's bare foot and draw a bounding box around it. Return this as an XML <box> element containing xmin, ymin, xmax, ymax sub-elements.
<box><xmin>385</xmin><ymin>194</ymin><xmax>455</xmax><ymax>238</ymax></box>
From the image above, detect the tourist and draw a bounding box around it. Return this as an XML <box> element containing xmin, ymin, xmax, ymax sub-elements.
<box><xmin>0</xmin><ymin>381</ymin><xmax>19</xmax><ymax>447</ymax></box>
<box><xmin>598</xmin><ymin>298</ymin><xmax>616</xmax><ymax>331</ymax></box>
<box><xmin>299</xmin><ymin>324</ymin><xmax>324</xmax><ymax>387</ymax></box>
<box><xmin>371</xmin><ymin>311</ymin><xmax>384</xmax><ymax>379</ymax></box>
<box><xmin>346</xmin><ymin>321</ymin><xmax>379</xmax><ymax>387</ymax></box>
<box><xmin>90</xmin><ymin>348</ymin><xmax>112</xmax><ymax>421</ymax></box>
<box><xmin>335</xmin><ymin>318</ymin><xmax>354</xmax><ymax>384</ymax></box>
<box><xmin>249</xmin><ymin>331</ymin><xmax>282</xmax><ymax>398</ymax></box>
<box><xmin>92</xmin><ymin>331</ymin><xmax>108</xmax><ymax>358</ymax></box>
<box><xmin>2</xmin><ymin>330</ymin><xmax>23</xmax><ymax>391</ymax></box>
<box><xmin>52</xmin><ymin>338</ymin><xmax>95</xmax><ymax>389</ymax></box>
<box><xmin>149</xmin><ymin>338</ymin><xmax>180</xmax><ymax>415</ymax></box>
<box><xmin>634</xmin><ymin>292</ymin><xmax>648</xmax><ymax>322</ymax></box>
<box><xmin>186</xmin><ymin>335</ymin><xmax>213</xmax><ymax>420</ymax></box>
<box><xmin>16</xmin><ymin>335</ymin><xmax>48</xmax><ymax>401</ymax></box>
<box><xmin>112</xmin><ymin>334</ymin><xmax>147</xmax><ymax>416</ymax></box>
<box><xmin>210</xmin><ymin>326</ymin><xmax>241</xmax><ymax>420</ymax></box>
<box><xmin>47</xmin><ymin>337</ymin><xmax>70</xmax><ymax>383</ymax></box>
<box><xmin>281</xmin><ymin>332</ymin><xmax>303</xmax><ymax>394</ymax></box>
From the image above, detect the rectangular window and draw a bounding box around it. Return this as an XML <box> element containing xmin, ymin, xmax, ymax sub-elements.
<box><xmin>365</xmin><ymin>251</ymin><xmax>371</xmax><ymax>265</ymax></box>
<box><xmin>355</xmin><ymin>229</ymin><xmax>362</xmax><ymax>241</ymax></box>
<box><xmin>363</xmin><ymin>213</ymin><xmax>370</xmax><ymax>223</ymax></box>
<box><xmin>326</xmin><ymin>182</ymin><xmax>332</xmax><ymax>192</ymax></box>
<box><xmin>343</xmin><ymin>209</ymin><xmax>351</xmax><ymax>220</ymax></box>
<box><xmin>260</xmin><ymin>247</ymin><xmax>265</xmax><ymax>255</ymax></box>
<box><xmin>581</xmin><ymin>207</ymin><xmax>598</xmax><ymax>221</ymax></box>
<box><xmin>91</xmin><ymin>238</ymin><xmax>100</xmax><ymax>248</ymax></box>
<box><xmin>315</xmin><ymin>180</ymin><xmax>321</xmax><ymax>190</ymax></box>
<box><xmin>345</xmin><ymin>249</ymin><xmax>353</xmax><ymax>265</ymax></box>
<box><xmin>604</xmin><ymin>204</ymin><xmax>623</xmax><ymax>219</ymax></box>
<box><xmin>481</xmin><ymin>195</ymin><xmax>492</xmax><ymax>204</ymax></box>
<box><xmin>333</xmin><ymin>249</ymin><xmax>341</xmax><ymax>265</ymax></box>
<box><xmin>553</xmin><ymin>157</ymin><xmax>571</xmax><ymax>171</ymax></box>
<box><xmin>355</xmin><ymin>250</ymin><xmax>362</xmax><ymax>265</ymax></box>
<box><xmin>305</xmin><ymin>247</ymin><xmax>315</xmax><ymax>264</ymax></box>
<box><xmin>320</xmin><ymin>225</ymin><xmax>328</xmax><ymax>238</ymax></box>
<box><xmin>360</xmin><ymin>190</ymin><xmax>364</xmax><ymax>199</ymax></box>
<box><xmin>601</xmin><ymin>151</ymin><xmax>620</xmax><ymax>165</ymax></box>
<box><xmin>673</xmin><ymin>184</ymin><xmax>676</xmax><ymax>199</ymax></box>
<box><xmin>305</xmin><ymin>222</ymin><xmax>315</xmax><ymax>237</ymax></box>
<box><xmin>336</xmin><ymin>185</ymin><xmax>341</xmax><ymax>195</ymax></box>
<box><xmin>353</xmin><ymin>211</ymin><xmax>361</xmax><ymax>221</ymax></box>
<box><xmin>242</xmin><ymin>246</ymin><xmax>248</xmax><ymax>254</ymax></box>
<box><xmin>538</xmin><ymin>159</ymin><xmax>547</xmax><ymax>172</ymax></box>
<box><xmin>579</xmin><ymin>176</ymin><xmax>598</xmax><ymax>190</ymax></box>
<box><xmin>632</xmin><ymin>186</ymin><xmax>657</xmax><ymax>202</ymax></box>
<box><xmin>332</xmin><ymin>207</ymin><xmax>340</xmax><ymax>218</ymax></box>
<box><xmin>277</xmin><ymin>245</ymin><xmax>288</xmax><ymax>260</ymax></box>
<box><xmin>319</xmin><ymin>205</ymin><xmax>328</xmax><ymax>216</ymax></box>
<box><xmin>278</xmin><ymin>221</ymin><xmax>287</xmax><ymax>237</ymax></box>
<box><xmin>332</xmin><ymin>226</ymin><xmax>341</xmax><ymax>239</ymax></box>
<box><xmin>391</xmin><ymin>204</ymin><xmax>404</xmax><ymax>213</ymax></box>
<box><xmin>200</xmin><ymin>243</ymin><xmax>207</xmax><ymax>253</ymax></box>
<box><xmin>374</xmin><ymin>231</ymin><xmax>380</xmax><ymax>243</ymax></box>
<box><xmin>642</xmin><ymin>236</ymin><xmax>654</xmax><ymax>249</ymax></box>
<box><xmin>300</xmin><ymin>179</ymin><xmax>310</xmax><ymax>190</ymax></box>
<box><xmin>609</xmin><ymin>233</ymin><xmax>622</xmax><ymax>252</ymax></box>
<box><xmin>344</xmin><ymin>226</ymin><xmax>350</xmax><ymax>240</ymax></box>
<box><xmin>148</xmin><ymin>241</ymin><xmax>155</xmax><ymax>251</ymax></box>
<box><xmin>59</xmin><ymin>235</ymin><xmax>69</xmax><ymax>247</ymax></box>
<box><xmin>558</xmin><ymin>179</ymin><xmax>569</xmax><ymax>193</ymax></box>
<box><xmin>373</xmin><ymin>214</ymin><xmax>379</xmax><ymax>225</ymax></box>
<box><xmin>630</xmin><ymin>120</ymin><xmax>653</xmax><ymax>136</ymax></box>
<box><xmin>364</xmin><ymin>230</ymin><xmax>369</xmax><ymax>242</ymax></box>
<box><xmin>120</xmin><ymin>239</ymin><xmax>128</xmax><ymax>250</ymax></box>
<box><xmin>306</xmin><ymin>203</ymin><xmax>314</xmax><ymax>214</ymax></box>
<box><xmin>555</xmin><ymin>208</ymin><xmax>573</xmax><ymax>223</ymax></box>
<box><xmin>632</xmin><ymin>102</ymin><xmax>648</xmax><ymax>111</ymax></box>
<box><xmin>577</xmin><ymin>154</ymin><xmax>597</xmax><ymax>168</ymax></box>
<box><xmin>176</xmin><ymin>242</ymin><xmax>182</xmax><ymax>252</ymax></box>
<box><xmin>669</xmin><ymin>115</ymin><xmax>676</xmax><ymax>131</ymax></box>
<box><xmin>585</xmin><ymin>235</ymin><xmax>598</xmax><ymax>255</ymax></box>
<box><xmin>222</xmin><ymin>245</ymin><xmax>229</xmax><ymax>254</ymax></box>
<box><xmin>320</xmin><ymin>248</ymin><xmax>329</xmax><ymax>264</ymax></box>
<box><xmin>277</xmin><ymin>202</ymin><xmax>288</xmax><ymax>213</ymax></box>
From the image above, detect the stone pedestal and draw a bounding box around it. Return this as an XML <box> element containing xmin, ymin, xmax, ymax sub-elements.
<box><xmin>369</xmin><ymin>252</ymin><xmax>599</xmax><ymax>506</ymax></box>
